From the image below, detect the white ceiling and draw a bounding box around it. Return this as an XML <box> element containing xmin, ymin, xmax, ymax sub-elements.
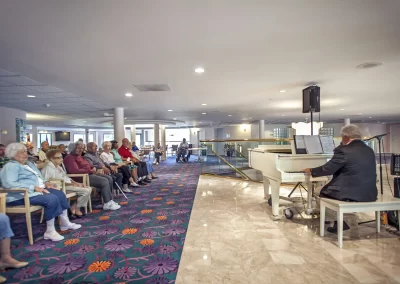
<box><xmin>0</xmin><ymin>0</ymin><xmax>400</xmax><ymax>127</ymax></box>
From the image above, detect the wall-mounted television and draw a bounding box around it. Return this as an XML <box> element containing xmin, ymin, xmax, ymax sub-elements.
<box><xmin>55</xmin><ymin>131</ymin><xmax>71</xmax><ymax>141</ymax></box>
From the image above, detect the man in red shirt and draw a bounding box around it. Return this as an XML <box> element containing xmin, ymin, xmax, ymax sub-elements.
<box><xmin>118</xmin><ymin>138</ymin><xmax>150</xmax><ymax>185</ymax></box>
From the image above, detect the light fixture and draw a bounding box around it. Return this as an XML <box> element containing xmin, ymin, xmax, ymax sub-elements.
<box><xmin>280</xmin><ymin>90</ymin><xmax>286</xmax><ymax>93</ymax></box>
<box><xmin>228</xmin><ymin>114</ymin><xmax>232</xmax><ymax>117</ymax></box>
<box><xmin>199</xmin><ymin>122</ymin><xmax>202</xmax><ymax>123</ymax></box>
<box><xmin>340</xmin><ymin>109</ymin><xmax>345</xmax><ymax>111</ymax></box>
<box><xmin>27</xmin><ymin>95</ymin><xmax>36</xmax><ymax>98</ymax></box>
<box><xmin>202</xmin><ymin>112</ymin><xmax>206</xmax><ymax>115</ymax></box>
<box><xmin>201</xmin><ymin>103</ymin><xmax>207</xmax><ymax>106</ymax></box>
<box><xmin>195</xmin><ymin>67</ymin><xmax>205</xmax><ymax>74</ymax></box>
<box><xmin>282</xmin><ymin>114</ymin><xmax>285</xmax><ymax>116</ymax></box>
<box><xmin>358</xmin><ymin>113</ymin><xmax>363</xmax><ymax>115</ymax></box>
<box><xmin>83</xmin><ymin>120</ymin><xmax>87</xmax><ymax>122</ymax></box>
<box><xmin>124</xmin><ymin>117</ymin><xmax>127</xmax><ymax>120</ymax></box>
<box><xmin>369</xmin><ymin>117</ymin><xmax>372</xmax><ymax>119</ymax></box>
<box><xmin>173</xmin><ymin>118</ymin><xmax>177</xmax><ymax>120</ymax></box>
<box><xmin>125</xmin><ymin>93</ymin><xmax>133</xmax><ymax>97</ymax></box>
<box><xmin>168</xmin><ymin>110</ymin><xmax>173</xmax><ymax>112</ymax></box>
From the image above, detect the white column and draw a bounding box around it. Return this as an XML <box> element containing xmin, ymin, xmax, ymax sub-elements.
<box><xmin>114</xmin><ymin>107</ymin><xmax>125</xmax><ymax>143</ymax></box>
<box><xmin>85</xmin><ymin>128</ymin><xmax>89</xmax><ymax>144</ymax></box>
<box><xmin>160</xmin><ymin>125</ymin><xmax>166</xmax><ymax>160</ymax></box>
<box><xmin>130</xmin><ymin>125</ymin><xmax>136</xmax><ymax>143</ymax></box>
<box><xmin>259</xmin><ymin>120</ymin><xmax>265</xmax><ymax>139</ymax></box>
<box><xmin>154</xmin><ymin>124</ymin><xmax>160</xmax><ymax>146</ymax></box>
<box><xmin>32</xmin><ymin>125</ymin><xmax>38</xmax><ymax>153</ymax></box>
<box><xmin>344</xmin><ymin>118</ymin><xmax>350</xmax><ymax>126</ymax></box>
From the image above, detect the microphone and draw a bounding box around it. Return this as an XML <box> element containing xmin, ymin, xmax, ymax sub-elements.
<box><xmin>363</xmin><ymin>133</ymin><xmax>389</xmax><ymax>142</ymax></box>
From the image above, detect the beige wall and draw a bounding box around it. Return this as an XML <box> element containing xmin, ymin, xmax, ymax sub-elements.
<box><xmin>0</xmin><ymin>107</ymin><xmax>27</xmax><ymax>145</ymax></box>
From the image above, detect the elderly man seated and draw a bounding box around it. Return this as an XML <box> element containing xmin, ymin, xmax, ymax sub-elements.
<box><xmin>0</xmin><ymin>143</ymin><xmax>81</xmax><ymax>241</ymax></box>
<box><xmin>85</xmin><ymin>142</ymin><xmax>124</xmax><ymax>192</ymax></box>
<box><xmin>64</xmin><ymin>142</ymin><xmax>120</xmax><ymax>211</ymax></box>
<box><xmin>303</xmin><ymin>124</ymin><xmax>378</xmax><ymax>233</ymax></box>
<box><xmin>129</xmin><ymin>142</ymin><xmax>158</xmax><ymax>180</ymax></box>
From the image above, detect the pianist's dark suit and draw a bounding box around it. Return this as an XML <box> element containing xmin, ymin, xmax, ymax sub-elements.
<box><xmin>311</xmin><ymin>140</ymin><xmax>377</xmax><ymax>202</ymax></box>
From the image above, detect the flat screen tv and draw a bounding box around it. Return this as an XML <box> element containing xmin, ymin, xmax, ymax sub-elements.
<box><xmin>55</xmin><ymin>131</ymin><xmax>70</xmax><ymax>141</ymax></box>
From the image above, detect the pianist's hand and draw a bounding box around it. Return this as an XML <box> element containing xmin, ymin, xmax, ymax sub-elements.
<box><xmin>303</xmin><ymin>168</ymin><xmax>312</xmax><ymax>174</ymax></box>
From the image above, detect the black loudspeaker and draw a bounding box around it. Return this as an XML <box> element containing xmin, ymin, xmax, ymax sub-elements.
<box><xmin>390</xmin><ymin>154</ymin><xmax>400</xmax><ymax>175</ymax></box>
<box><xmin>302</xmin><ymin>86</ymin><xmax>320</xmax><ymax>113</ymax></box>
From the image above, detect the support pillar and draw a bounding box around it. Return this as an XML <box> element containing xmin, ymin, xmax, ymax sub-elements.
<box><xmin>160</xmin><ymin>125</ymin><xmax>166</xmax><ymax>161</ymax></box>
<box><xmin>154</xmin><ymin>124</ymin><xmax>160</xmax><ymax>146</ymax></box>
<box><xmin>114</xmin><ymin>107</ymin><xmax>125</xmax><ymax>143</ymax></box>
<box><xmin>344</xmin><ymin>118</ymin><xmax>350</xmax><ymax>126</ymax></box>
<box><xmin>130</xmin><ymin>125</ymin><xmax>136</xmax><ymax>143</ymax></box>
<box><xmin>85</xmin><ymin>128</ymin><xmax>89</xmax><ymax>144</ymax></box>
<box><xmin>32</xmin><ymin>125</ymin><xmax>38</xmax><ymax>153</ymax></box>
<box><xmin>259</xmin><ymin>120</ymin><xmax>265</xmax><ymax>139</ymax></box>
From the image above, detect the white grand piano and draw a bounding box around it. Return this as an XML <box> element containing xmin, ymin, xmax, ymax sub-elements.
<box><xmin>249</xmin><ymin>144</ymin><xmax>333</xmax><ymax>219</ymax></box>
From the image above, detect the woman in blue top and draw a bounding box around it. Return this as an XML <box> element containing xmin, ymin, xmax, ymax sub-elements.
<box><xmin>0</xmin><ymin>143</ymin><xmax>81</xmax><ymax>242</ymax></box>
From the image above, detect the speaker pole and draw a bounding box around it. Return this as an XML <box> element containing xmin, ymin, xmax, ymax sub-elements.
<box><xmin>310</xmin><ymin>110</ymin><xmax>314</xmax><ymax>135</ymax></box>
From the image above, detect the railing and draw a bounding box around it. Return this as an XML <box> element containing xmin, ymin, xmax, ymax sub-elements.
<box><xmin>199</xmin><ymin>138</ymin><xmax>291</xmax><ymax>181</ymax></box>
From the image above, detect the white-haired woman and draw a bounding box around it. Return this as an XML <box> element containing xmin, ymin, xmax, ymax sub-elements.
<box><xmin>100</xmin><ymin>141</ymin><xmax>139</xmax><ymax>190</ymax></box>
<box><xmin>0</xmin><ymin>143</ymin><xmax>81</xmax><ymax>242</ymax></box>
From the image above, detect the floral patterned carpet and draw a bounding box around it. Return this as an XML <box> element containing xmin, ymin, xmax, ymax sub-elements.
<box><xmin>2</xmin><ymin>158</ymin><xmax>201</xmax><ymax>284</ymax></box>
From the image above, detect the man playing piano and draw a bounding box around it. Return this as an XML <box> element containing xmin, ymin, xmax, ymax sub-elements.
<box><xmin>303</xmin><ymin>124</ymin><xmax>378</xmax><ymax>233</ymax></box>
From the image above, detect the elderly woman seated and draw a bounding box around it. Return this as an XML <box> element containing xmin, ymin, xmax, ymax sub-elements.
<box><xmin>0</xmin><ymin>213</ymin><xmax>29</xmax><ymax>283</ymax></box>
<box><xmin>41</xmin><ymin>149</ymin><xmax>92</xmax><ymax>218</ymax></box>
<box><xmin>100</xmin><ymin>141</ymin><xmax>139</xmax><ymax>190</ymax></box>
<box><xmin>63</xmin><ymin>142</ymin><xmax>120</xmax><ymax>211</ymax></box>
<box><xmin>0</xmin><ymin>143</ymin><xmax>81</xmax><ymax>242</ymax></box>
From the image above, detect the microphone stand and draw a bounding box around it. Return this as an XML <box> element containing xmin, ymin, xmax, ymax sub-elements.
<box><xmin>364</xmin><ymin>133</ymin><xmax>388</xmax><ymax>195</ymax></box>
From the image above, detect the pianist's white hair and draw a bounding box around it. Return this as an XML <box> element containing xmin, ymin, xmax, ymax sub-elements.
<box><xmin>340</xmin><ymin>124</ymin><xmax>362</xmax><ymax>139</ymax></box>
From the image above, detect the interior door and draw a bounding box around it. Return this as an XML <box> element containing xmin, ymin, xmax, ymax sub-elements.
<box><xmin>390</xmin><ymin>125</ymin><xmax>400</xmax><ymax>153</ymax></box>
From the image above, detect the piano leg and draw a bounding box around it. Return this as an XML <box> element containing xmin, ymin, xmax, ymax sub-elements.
<box><xmin>270</xmin><ymin>180</ymin><xmax>282</xmax><ymax>220</ymax></box>
<box><xmin>263</xmin><ymin>176</ymin><xmax>270</xmax><ymax>199</ymax></box>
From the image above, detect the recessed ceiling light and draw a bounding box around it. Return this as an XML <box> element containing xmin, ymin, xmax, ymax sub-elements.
<box><xmin>280</xmin><ymin>90</ymin><xmax>286</xmax><ymax>93</ymax></box>
<box><xmin>199</xmin><ymin>122</ymin><xmax>202</xmax><ymax>123</ymax></box>
<box><xmin>168</xmin><ymin>110</ymin><xmax>173</xmax><ymax>112</ymax></box>
<box><xmin>281</xmin><ymin>114</ymin><xmax>285</xmax><ymax>116</ymax></box>
<box><xmin>358</xmin><ymin>113</ymin><xmax>363</xmax><ymax>115</ymax></box>
<box><xmin>369</xmin><ymin>117</ymin><xmax>372</xmax><ymax>119</ymax></box>
<box><xmin>27</xmin><ymin>95</ymin><xmax>36</xmax><ymax>98</ymax></box>
<box><xmin>195</xmin><ymin>67</ymin><xmax>205</xmax><ymax>74</ymax></box>
<box><xmin>173</xmin><ymin>118</ymin><xmax>177</xmax><ymax>120</ymax></box>
<box><xmin>201</xmin><ymin>103</ymin><xmax>207</xmax><ymax>106</ymax></box>
<box><xmin>340</xmin><ymin>109</ymin><xmax>345</xmax><ymax>111</ymax></box>
<box><xmin>124</xmin><ymin>117</ymin><xmax>127</xmax><ymax>120</ymax></box>
<box><xmin>202</xmin><ymin>112</ymin><xmax>206</xmax><ymax>115</ymax></box>
<box><xmin>356</xmin><ymin>62</ymin><xmax>383</xmax><ymax>69</ymax></box>
<box><xmin>125</xmin><ymin>93</ymin><xmax>133</xmax><ymax>97</ymax></box>
<box><xmin>83</xmin><ymin>120</ymin><xmax>87</xmax><ymax>122</ymax></box>
<box><xmin>228</xmin><ymin>115</ymin><xmax>232</xmax><ymax>117</ymax></box>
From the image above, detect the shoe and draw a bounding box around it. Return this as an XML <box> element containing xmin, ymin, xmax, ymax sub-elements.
<box><xmin>138</xmin><ymin>181</ymin><xmax>146</xmax><ymax>186</ymax></box>
<box><xmin>156</xmin><ymin>162</ymin><xmax>159</xmax><ymax>165</ymax></box>
<box><xmin>129</xmin><ymin>182</ymin><xmax>140</xmax><ymax>187</ymax></box>
<box><xmin>103</xmin><ymin>201</ymin><xmax>121</xmax><ymax>210</ymax></box>
<box><xmin>60</xmin><ymin>223</ymin><xmax>82</xmax><ymax>231</ymax></box>
<box><xmin>144</xmin><ymin>179</ymin><xmax>152</xmax><ymax>183</ymax></box>
<box><xmin>0</xmin><ymin>261</ymin><xmax>29</xmax><ymax>270</ymax></box>
<box><xmin>327</xmin><ymin>221</ymin><xmax>350</xmax><ymax>234</ymax></box>
<box><xmin>122</xmin><ymin>187</ymin><xmax>132</xmax><ymax>193</ymax></box>
<box><xmin>44</xmin><ymin>231</ymin><xmax>64</xmax><ymax>241</ymax></box>
<box><xmin>0</xmin><ymin>275</ymin><xmax>6</xmax><ymax>284</ymax></box>
<box><xmin>152</xmin><ymin>176</ymin><xmax>158</xmax><ymax>179</ymax></box>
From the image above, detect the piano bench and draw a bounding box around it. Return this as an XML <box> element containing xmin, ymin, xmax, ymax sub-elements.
<box><xmin>319</xmin><ymin>196</ymin><xmax>400</xmax><ymax>249</ymax></box>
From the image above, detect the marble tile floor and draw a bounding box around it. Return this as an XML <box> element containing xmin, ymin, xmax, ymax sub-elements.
<box><xmin>176</xmin><ymin>176</ymin><xmax>400</xmax><ymax>284</ymax></box>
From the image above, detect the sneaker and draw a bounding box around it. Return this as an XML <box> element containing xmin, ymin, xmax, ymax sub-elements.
<box><xmin>156</xmin><ymin>162</ymin><xmax>159</xmax><ymax>165</ymax></box>
<box><xmin>129</xmin><ymin>182</ymin><xmax>140</xmax><ymax>187</ymax></box>
<box><xmin>60</xmin><ymin>223</ymin><xmax>82</xmax><ymax>231</ymax></box>
<box><xmin>103</xmin><ymin>201</ymin><xmax>121</xmax><ymax>210</ymax></box>
<box><xmin>122</xmin><ymin>187</ymin><xmax>132</xmax><ymax>193</ymax></box>
<box><xmin>44</xmin><ymin>231</ymin><xmax>64</xmax><ymax>241</ymax></box>
<box><xmin>152</xmin><ymin>176</ymin><xmax>159</xmax><ymax>179</ymax></box>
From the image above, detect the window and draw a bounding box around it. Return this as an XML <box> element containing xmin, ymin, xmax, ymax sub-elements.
<box><xmin>73</xmin><ymin>134</ymin><xmax>94</xmax><ymax>143</ymax></box>
<box><xmin>103</xmin><ymin>134</ymin><xmax>114</xmax><ymax>142</ymax></box>
<box><xmin>38</xmin><ymin>133</ymin><xmax>52</xmax><ymax>146</ymax></box>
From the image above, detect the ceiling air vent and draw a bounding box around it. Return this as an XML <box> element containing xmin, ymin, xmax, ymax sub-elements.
<box><xmin>133</xmin><ymin>84</ymin><xmax>171</xmax><ymax>92</ymax></box>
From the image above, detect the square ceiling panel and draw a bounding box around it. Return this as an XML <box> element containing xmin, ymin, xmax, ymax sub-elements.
<box><xmin>0</xmin><ymin>86</ymin><xmax>37</xmax><ymax>94</ymax></box>
<box><xmin>0</xmin><ymin>76</ymin><xmax>44</xmax><ymax>86</ymax></box>
<box><xmin>0</xmin><ymin>80</ymin><xmax>12</xmax><ymax>87</ymax></box>
<box><xmin>25</xmin><ymin>85</ymin><xmax>63</xmax><ymax>93</ymax></box>
<box><xmin>49</xmin><ymin>92</ymin><xmax>81</xmax><ymax>98</ymax></box>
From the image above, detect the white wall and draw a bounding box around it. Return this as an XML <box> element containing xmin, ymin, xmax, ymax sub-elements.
<box><xmin>0</xmin><ymin>107</ymin><xmax>27</xmax><ymax>145</ymax></box>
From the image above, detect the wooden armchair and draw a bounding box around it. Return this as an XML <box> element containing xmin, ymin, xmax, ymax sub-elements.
<box><xmin>0</xmin><ymin>188</ymin><xmax>43</xmax><ymax>245</ymax></box>
<box><xmin>0</xmin><ymin>192</ymin><xmax>6</xmax><ymax>214</ymax></box>
<box><xmin>67</xmin><ymin>174</ymin><xmax>92</xmax><ymax>212</ymax></box>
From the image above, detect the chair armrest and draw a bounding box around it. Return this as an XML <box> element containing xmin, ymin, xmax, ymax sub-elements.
<box><xmin>0</xmin><ymin>192</ymin><xmax>7</xmax><ymax>214</ymax></box>
<box><xmin>48</xmin><ymin>179</ymin><xmax>66</xmax><ymax>193</ymax></box>
<box><xmin>0</xmin><ymin>188</ymin><xmax>31</xmax><ymax>207</ymax></box>
<box><xmin>67</xmin><ymin>174</ymin><xmax>89</xmax><ymax>187</ymax></box>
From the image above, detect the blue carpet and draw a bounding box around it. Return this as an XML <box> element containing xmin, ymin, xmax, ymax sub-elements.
<box><xmin>2</xmin><ymin>158</ymin><xmax>201</xmax><ymax>284</ymax></box>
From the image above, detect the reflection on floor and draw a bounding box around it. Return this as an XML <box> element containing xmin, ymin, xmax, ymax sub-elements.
<box><xmin>177</xmin><ymin>176</ymin><xmax>400</xmax><ymax>284</ymax></box>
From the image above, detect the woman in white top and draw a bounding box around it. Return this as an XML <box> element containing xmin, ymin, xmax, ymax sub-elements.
<box><xmin>100</xmin><ymin>141</ymin><xmax>139</xmax><ymax>190</ymax></box>
<box><xmin>41</xmin><ymin>149</ymin><xmax>92</xmax><ymax>218</ymax></box>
